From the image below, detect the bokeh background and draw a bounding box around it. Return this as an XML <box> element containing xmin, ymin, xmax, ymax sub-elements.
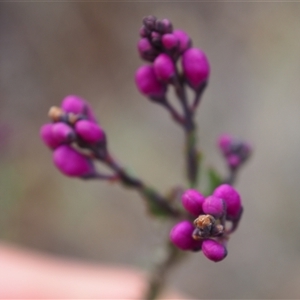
<box><xmin>1</xmin><ymin>2</ymin><xmax>300</xmax><ymax>299</ymax></box>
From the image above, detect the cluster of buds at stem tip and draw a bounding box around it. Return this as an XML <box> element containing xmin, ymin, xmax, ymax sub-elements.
<box><xmin>135</xmin><ymin>15</ymin><xmax>210</xmax><ymax>109</ymax></box>
<box><xmin>170</xmin><ymin>184</ymin><xmax>242</xmax><ymax>262</ymax></box>
<box><xmin>40</xmin><ymin>95</ymin><xmax>111</xmax><ymax>179</ymax></box>
<box><xmin>218</xmin><ymin>134</ymin><xmax>252</xmax><ymax>171</ymax></box>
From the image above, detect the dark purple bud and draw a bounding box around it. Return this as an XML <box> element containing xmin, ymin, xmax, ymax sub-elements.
<box><xmin>75</xmin><ymin>120</ymin><xmax>105</xmax><ymax>144</ymax></box>
<box><xmin>182</xmin><ymin>48</ymin><xmax>210</xmax><ymax>90</ymax></box>
<box><xmin>151</xmin><ymin>31</ymin><xmax>162</xmax><ymax>47</ymax></box>
<box><xmin>181</xmin><ymin>189</ymin><xmax>205</xmax><ymax>216</ymax></box>
<box><xmin>153</xmin><ymin>54</ymin><xmax>175</xmax><ymax>83</ymax></box>
<box><xmin>173</xmin><ymin>29</ymin><xmax>191</xmax><ymax>54</ymax></box>
<box><xmin>137</xmin><ymin>38</ymin><xmax>158</xmax><ymax>62</ymax></box>
<box><xmin>202</xmin><ymin>239</ymin><xmax>227</xmax><ymax>262</ymax></box>
<box><xmin>162</xmin><ymin>34</ymin><xmax>179</xmax><ymax>51</ymax></box>
<box><xmin>213</xmin><ymin>184</ymin><xmax>242</xmax><ymax>220</ymax></box>
<box><xmin>139</xmin><ymin>25</ymin><xmax>150</xmax><ymax>38</ymax></box>
<box><xmin>155</xmin><ymin>19</ymin><xmax>173</xmax><ymax>34</ymax></box>
<box><xmin>51</xmin><ymin>122</ymin><xmax>76</xmax><ymax>144</ymax></box>
<box><xmin>170</xmin><ymin>221</ymin><xmax>202</xmax><ymax>251</ymax></box>
<box><xmin>135</xmin><ymin>65</ymin><xmax>166</xmax><ymax>99</ymax></box>
<box><xmin>143</xmin><ymin>15</ymin><xmax>157</xmax><ymax>30</ymax></box>
<box><xmin>202</xmin><ymin>196</ymin><xmax>226</xmax><ymax>218</ymax></box>
<box><xmin>53</xmin><ymin>145</ymin><xmax>95</xmax><ymax>177</ymax></box>
<box><xmin>40</xmin><ymin>123</ymin><xmax>61</xmax><ymax>149</ymax></box>
<box><xmin>61</xmin><ymin>95</ymin><xmax>97</xmax><ymax>123</ymax></box>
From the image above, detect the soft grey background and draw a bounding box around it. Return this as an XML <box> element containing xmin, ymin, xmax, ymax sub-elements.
<box><xmin>1</xmin><ymin>2</ymin><xmax>300</xmax><ymax>299</ymax></box>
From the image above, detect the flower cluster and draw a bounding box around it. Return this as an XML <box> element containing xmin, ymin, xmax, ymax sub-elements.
<box><xmin>40</xmin><ymin>95</ymin><xmax>106</xmax><ymax>178</ymax></box>
<box><xmin>170</xmin><ymin>184</ymin><xmax>242</xmax><ymax>262</ymax></box>
<box><xmin>218</xmin><ymin>134</ymin><xmax>252</xmax><ymax>171</ymax></box>
<box><xmin>135</xmin><ymin>16</ymin><xmax>210</xmax><ymax>102</ymax></box>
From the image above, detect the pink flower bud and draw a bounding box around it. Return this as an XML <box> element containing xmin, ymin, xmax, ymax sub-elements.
<box><xmin>213</xmin><ymin>184</ymin><xmax>242</xmax><ymax>220</ymax></box>
<box><xmin>75</xmin><ymin>120</ymin><xmax>105</xmax><ymax>144</ymax></box>
<box><xmin>202</xmin><ymin>239</ymin><xmax>227</xmax><ymax>262</ymax></box>
<box><xmin>153</xmin><ymin>54</ymin><xmax>175</xmax><ymax>83</ymax></box>
<box><xmin>137</xmin><ymin>38</ymin><xmax>158</xmax><ymax>62</ymax></box>
<box><xmin>40</xmin><ymin>123</ymin><xmax>61</xmax><ymax>149</ymax></box>
<box><xmin>61</xmin><ymin>95</ymin><xmax>97</xmax><ymax>122</ymax></box>
<box><xmin>170</xmin><ymin>221</ymin><xmax>202</xmax><ymax>251</ymax></box>
<box><xmin>51</xmin><ymin>122</ymin><xmax>75</xmax><ymax>144</ymax></box>
<box><xmin>173</xmin><ymin>29</ymin><xmax>191</xmax><ymax>54</ymax></box>
<box><xmin>181</xmin><ymin>189</ymin><xmax>205</xmax><ymax>216</ymax></box>
<box><xmin>135</xmin><ymin>65</ymin><xmax>166</xmax><ymax>99</ymax></box>
<box><xmin>162</xmin><ymin>33</ymin><xmax>179</xmax><ymax>51</ymax></box>
<box><xmin>53</xmin><ymin>145</ymin><xmax>95</xmax><ymax>177</ymax></box>
<box><xmin>182</xmin><ymin>48</ymin><xmax>210</xmax><ymax>90</ymax></box>
<box><xmin>217</xmin><ymin>134</ymin><xmax>232</xmax><ymax>155</ymax></box>
<box><xmin>202</xmin><ymin>196</ymin><xmax>225</xmax><ymax>218</ymax></box>
<box><xmin>227</xmin><ymin>154</ymin><xmax>241</xmax><ymax>169</ymax></box>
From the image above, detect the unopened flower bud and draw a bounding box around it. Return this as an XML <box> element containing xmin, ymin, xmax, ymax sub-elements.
<box><xmin>53</xmin><ymin>145</ymin><xmax>95</xmax><ymax>177</ymax></box>
<box><xmin>170</xmin><ymin>221</ymin><xmax>202</xmax><ymax>251</ymax></box>
<box><xmin>51</xmin><ymin>122</ymin><xmax>76</xmax><ymax>144</ymax></box>
<box><xmin>139</xmin><ymin>26</ymin><xmax>150</xmax><ymax>38</ymax></box>
<box><xmin>218</xmin><ymin>134</ymin><xmax>252</xmax><ymax>164</ymax></box>
<box><xmin>227</xmin><ymin>154</ymin><xmax>241</xmax><ymax>169</ymax></box>
<box><xmin>75</xmin><ymin>120</ymin><xmax>105</xmax><ymax>144</ymax></box>
<box><xmin>40</xmin><ymin>123</ymin><xmax>61</xmax><ymax>149</ymax></box>
<box><xmin>143</xmin><ymin>15</ymin><xmax>157</xmax><ymax>30</ymax></box>
<box><xmin>153</xmin><ymin>54</ymin><xmax>175</xmax><ymax>83</ymax></box>
<box><xmin>181</xmin><ymin>189</ymin><xmax>205</xmax><ymax>216</ymax></box>
<box><xmin>182</xmin><ymin>48</ymin><xmax>210</xmax><ymax>90</ymax></box>
<box><xmin>213</xmin><ymin>184</ymin><xmax>242</xmax><ymax>220</ymax></box>
<box><xmin>155</xmin><ymin>19</ymin><xmax>173</xmax><ymax>34</ymax></box>
<box><xmin>151</xmin><ymin>31</ymin><xmax>162</xmax><ymax>47</ymax></box>
<box><xmin>218</xmin><ymin>134</ymin><xmax>232</xmax><ymax>155</ymax></box>
<box><xmin>202</xmin><ymin>239</ymin><xmax>227</xmax><ymax>262</ymax></box>
<box><xmin>135</xmin><ymin>65</ymin><xmax>166</xmax><ymax>99</ymax></box>
<box><xmin>162</xmin><ymin>33</ymin><xmax>179</xmax><ymax>51</ymax></box>
<box><xmin>137</xmin><ymin>38</ymin><xmax>158</xmax><ymax>62</ymax></box>
<box><xmin>61</xmin><ymin>95</ymin><xmax>97</xmax><ymax>123</ymax></box>
<box><xmin>173</xmin><ymin>29</ymin><xmax>191</xmax><ymax>54</ymax></box>
<box><xmin>202</xmin><ymin>196</ymin><xmax>226</xmax><ymax>218</ymax></box>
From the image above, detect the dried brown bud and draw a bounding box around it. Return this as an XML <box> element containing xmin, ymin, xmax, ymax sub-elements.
<box><xmin>194</xmin><ymin>214</ymin><xmax>215</xmax><ymax>229</ymax></box>
<box><xmin>48</xmin><ymin>106</ymin><xmax>64</xmax><ymax>122</ymax></box>
<box><xmin>192</xmin><ymin>214</ymin><xmax>219</xmax><ymax>239</ymax></box>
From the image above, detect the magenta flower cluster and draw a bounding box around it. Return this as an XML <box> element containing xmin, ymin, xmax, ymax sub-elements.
<box><xmin>40</xmin><ymin>95</ymin><xmax>106</xmax><ymax>178</ymax></box>
<box><xmin>218</xmin><ymin>134</ymin><xmax>252</xmax><ymax>170</ymax></box>
<box><xmin>135</xmin><ymin>16</ymin><xmax>210</xmax><ymax>100</ymax></box>
<box><xmin>170</xmin><ymin>184</ymin><xmax>242</xmax><ymax>262</ymax></box>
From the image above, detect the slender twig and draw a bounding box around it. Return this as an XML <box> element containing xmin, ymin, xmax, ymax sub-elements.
<box><xmin>155</xmin><ymin>97</ymin><xmax>186</xmax><ymax>126</ymax></box>
<box><xmin>191</xmin><ymin>81</ymin><xmax>208</xmax><ymax>112</ymax></box>
<box><xmin>224</xmin><ymin>168</ymin><xmax>237</xmax><ymax>185</ymax></box>
<box><xmin>172</xmin><ymin>73</ymin><xmax>198</xmax><ymax>188</ymax></box>
<box><xmin>92</xmin><ymin>150</ymin><xmax>180</xmax><ymax>218</ymax></box>
<box><xmin>145</xmin><ymin>241</ymin><xmax>184</xmax><ymax>300</ymax></box>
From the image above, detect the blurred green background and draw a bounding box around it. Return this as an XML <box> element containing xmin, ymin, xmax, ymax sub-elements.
<box><xmin>1</xmin><ymin>2</ymin><xmax>300</xmax><ymax>299</ymax></box>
